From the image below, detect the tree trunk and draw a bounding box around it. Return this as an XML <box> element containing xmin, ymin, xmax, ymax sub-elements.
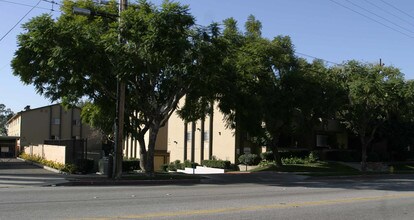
<box><xmin>145</xmin><ymin>125</ymin><xmax>160</xmax><ymax>175</ymax></box>
<box><xmin>270</xmin><ymin>137</ymin><xmax>283</xmax><ymax>167</ymax></box>
<box><xmin>360</xmin><ymin>136</ymin><xmax>367</xmax><ymax>172</ymax></box>
<box><xmin>137</xmin><ymin>135</ymin><xmax>147</xmax><ymax>173</ymax></box>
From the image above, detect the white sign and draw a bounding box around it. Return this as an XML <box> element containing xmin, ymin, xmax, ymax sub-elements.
<box><xmin>1</xmin><ymin>147</ymin><xmax>9</xmax><ymax>153</ymax></box>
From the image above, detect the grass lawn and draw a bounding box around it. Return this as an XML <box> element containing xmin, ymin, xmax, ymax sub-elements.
<box><xmin>121</xmin><ymin>172</ymin><xmax>204</xmax><ymax>180</ymax></box>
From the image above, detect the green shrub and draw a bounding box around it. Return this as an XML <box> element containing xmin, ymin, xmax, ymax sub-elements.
<box><xmin>282</xmin><ymin>156</ymin><xmax>307</xmax><ymax>165</ymax></box>
<box><xmin>19</xmin><ymin>153</ymin><xmax>77</xmax><ymax>174</ymax></box>
<box><xmin>201</xmin><ymin>159</ymin><xmax>231</xmax><ymax>169</ymax></box>
<box><xmin>184</xmin><ymin>160</ymin><xmax>198</xmax><ymax>168</ymax></box>
<box><xmin>258</xmin><ymin>160</ymin><xmax>276</xmax><ymax>167</ymax></box>
<box><xmin>76</xmin><ymin>158</ymin><xmax>94</xmax><ymax>174</ymax></box>
<box><xmin>280</xmin><ymin>150</ymin><xmax>310</xmax><ymax>159</ymax></box>
<box><xmin>160</xmin><ymin>164</ymin><xmax>169</xmax><ymax>172</ymax></box>
<box><xmin>260</xmin><ymin>151</ymin><xmax>274</xmax><ymax>161</ymax></box>
<box><xmin>282</xmin><ymin>152</ymin><xmax>320</xmax><ymax>165</ymax></box>
<box><xmin>168</xmin><ymin>163</ymin><xmax>177</xmax><ymax>171</ymax></box>
<box><xmin>308</xmin><ymin>151</ymin><xmax>319</xmax><ymax>163</ymax></box>
<box><xmin>166</xmin><ymin>160</ymin><xmax>186</xmax><ymax>171</ymax></box>
<box><xmin>238</xmin><ymin>153</ymin><xmax>260</xmax><ymax>165</ymax></box>
<box><xmin>122</xmin><ymin>159</ymin><xmax>140</xmax><ymax>172</ymax></box>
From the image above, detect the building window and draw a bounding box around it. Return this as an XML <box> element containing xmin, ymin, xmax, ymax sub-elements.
<box><xmin>72</xmin><ymin>119</ymin><xmax>80</xmax><ymax>126</ymax></box>
<box><xmin>53</xmin><ymin>118</ymin><xmax>60</xmax><ymax>125</ymax></box>
<box><xmin>204</xmin><ymin>131</ymin><xmax>209</xmax><ymax>142</ymax></box>
<box><xmin>316</xmin><ymin>135</ymin><xmax>328</xmax><ymax>147</ymax></box>
<box><xmin>186</xmin><ymin>131</ymin><xmax>192</xmax><ymax>142</ymax></box>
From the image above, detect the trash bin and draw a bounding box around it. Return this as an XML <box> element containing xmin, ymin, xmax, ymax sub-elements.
<box><xmin>98</xmin><ymin>156</ymin><xmax>113</xmax><ymax>178</ymax></box>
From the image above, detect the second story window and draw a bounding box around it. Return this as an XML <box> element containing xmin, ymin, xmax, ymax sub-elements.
<box><xmin>53</xmin><ymin>118</ymin><xmax>60</xmax><ymax>125</ymax></box>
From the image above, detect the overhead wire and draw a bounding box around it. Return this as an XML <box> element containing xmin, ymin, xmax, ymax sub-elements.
<box><xmin>0</xmin><ymin>0</ymin><xmax>42</xmax><ymax>43</ymax></box>
<box><xmin>379</xmin><ymin>0</ymin><xmax>414</xmax><ymax>21</ymax></box>
<box><xmin>0</xmin><ymin>0</ymin><xmax>51</xmax><ymax>11</ymax></box>
<box><xmin>344</xmin><ymin>0</ymin><xmax>414</xmax><ymax>35</ymax></box>
<box><xmin>362</xmin><ymin>0</ymin><xmax>414</xmax><ymax>29</ymax></box>
<box><xmin>329</xmin><ymin>0</ymin><xmax>414</xmax><ymax>39</ymax></box>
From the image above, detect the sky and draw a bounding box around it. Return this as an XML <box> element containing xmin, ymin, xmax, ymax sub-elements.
<box><xmin>1</xmin><ymin>0</ymin><xmax>414</xmax><ymax>113</ymax></box>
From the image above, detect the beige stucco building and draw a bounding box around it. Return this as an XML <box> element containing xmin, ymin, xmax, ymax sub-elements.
<box><xmin>7</xmin><ymin>104</ymin><xmax>102</xmax><ymax>153</ymax></box>
<box><xmin>123</xmin><ymin>101</ymin><xmax>240</xmax><ymax>170</ymax></box>
<box><xmin>122</xmin><ymin>100</ymin><xmax>350</xmax><ymax>171</ymax></box>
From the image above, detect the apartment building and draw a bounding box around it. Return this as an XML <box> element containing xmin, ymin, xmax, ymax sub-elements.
<box><xmin>7</xmin><ymin>104</ymin><xmax>102</xmax><ymax>153</ymax></box>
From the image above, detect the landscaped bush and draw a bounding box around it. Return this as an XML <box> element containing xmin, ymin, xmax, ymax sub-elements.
<box><xmin>19</xmin><ymin>153</ymin><xmax>77</xmax><ymax>173</ymax></box>
<box><xmin>184</xmin><ymin>160</ymin><xmax>198</xmax><ymax>168</ymax></box>
<box><xmin>122</xmin><ymin>159</ymin><xmax>140</xmax><ymax>172</ymax></box>
<box><xmin>279</xmin><ymin>150</ymin><xmax>310</xmax><ymax>159</ymax></box>
<box><xmin>201</xmin><ymin>159</ymin><xmax>231</xmax><ymax>169</ymax></box>
<box><xmin>165</xmin><ymin>160</ymin><xmax>185</xmax><ymax>171</ymax></box>
<box><xmin>160</xmin><ymin>164</ymin><xmax>169</xmax><ymax>172</ymax></box>
<box><xmin>308</xmin><ymin>151</ymin><xmax>319</xmax><ymax>163</ymax></box>
<box><xmin>238</xmin><ymin>153</ymin><xmax>260</xmax><ymax>165</ymax></box>
<box><xmin>282</xmin><ymin>152</ymin><xmax>320</xmax><ymax>165</ymax></box>
<box><xmin>260</xmin><ymin>151</ymin><xmax>274</xmax><ymax>161</ymax></box>
<box><xmin>75</xmin><ymin>158</ymin><xmax>94</xmax><ymax>174</ymax></box>
<box><xmin>258</xmin><ymin>160</ymin><xmax>276</xmax><ymax>167</ymax></box>
<box><xmin>282</xmin><ymin>156</ymin><xmax>307</xmax><ymax>165</ymax></box>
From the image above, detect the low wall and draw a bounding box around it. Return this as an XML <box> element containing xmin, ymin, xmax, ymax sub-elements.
<box><xmin>24</xmin><ymin>144</ymin><xmax>66</xmax><ymax>164</ymax></box>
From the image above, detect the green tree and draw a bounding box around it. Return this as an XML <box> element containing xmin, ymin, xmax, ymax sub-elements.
<box><xmin>12</xmin><ymin>0</ymin><xmax>218</xmax><ymax>175</ymax></box>
<box><xmin>0</xmin><ymin>104</ymin><xmax>14</xmax><ymax>136</ymax></box>
<box><xmin>332</xmin><ymin>61</ymin><xmax>405</xmax><ymax>171</ymax></box>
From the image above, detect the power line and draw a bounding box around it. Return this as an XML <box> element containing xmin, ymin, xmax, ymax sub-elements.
<box><xmin>295</xmin><ymin>52</ymin><xmax>340</xmax><ymax>66</ymax></box>
<box><xmin>42</xmin><ymin>0</ymin><xmax>62</xmax><ymax>6</ymax></box>
<box><xmin>0</xmin><ymin>0</ymin><xmax>51</xmax><ymax>11</ymax></box>
<box><xmin>345</xmin><ymin>0</ymin><xmax>414</xmax><ymax>35</ymax></box>
<box><xmin>0</xmin><ymin>0</ymin><xmax>42</xmax><ymax>43</ymax></box>
<box><xmin>380</xmin><ymin>0</ymin><xmax>414</xmax><ymax>21</ymax></box>
<box><xmin>329</xmin><ymin>0</ymin><xmax>414</xmax><ymax>39</ymax></box>
<box><xmin>362</xmin><ymin>0</ymin><xmax>414</xmax><ymax>29</ymax></box>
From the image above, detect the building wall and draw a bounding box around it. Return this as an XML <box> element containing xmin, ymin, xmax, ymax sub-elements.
<box><xmin>9</xmin><ymin>104</ymin><xmax>102</xmax><ymax>153</ymax></box>
<box><xmin>7</xmin><ymin>115</ymin><xmax>21</xmax><ymax>137</ymax></box>
<box><xmin>122</xmin><ymin>99</ymin><xmax>237</xmax><ymax>166</ymax></box>
<box><xmin>210</xmin><ymin>103</ymin><xmax>236</xmax><ymax>163</ymax></box>
<box><xmin>20</xmin><ymin>107</ymin><xmax>50</xmax><ymax>146</ymax></box>
<box><xmin>166</xmin><ymin>101</ymin><xmax>236</xmax><ymax>164</ymax></box>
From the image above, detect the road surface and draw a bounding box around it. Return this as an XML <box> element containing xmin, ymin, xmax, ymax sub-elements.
<box><xmin>1</xmin><ymin>173</ymin><xmax>414</xmax><ymax>219</ymax></box>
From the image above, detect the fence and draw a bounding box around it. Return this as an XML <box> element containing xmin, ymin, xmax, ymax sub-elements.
<box><xmin>23</xmin><ymin>139</ymin><xmax>87</xmax><ymax>165</ymax></box>
<box><xmin>24</xmin><ymin>144</ymin><xmax>66</xmax><ymax>164</ymax></box>
<box><xmin>44</xmin><ymin>139</ymin><xmax>87</xmax><ymax>164</ymax></box>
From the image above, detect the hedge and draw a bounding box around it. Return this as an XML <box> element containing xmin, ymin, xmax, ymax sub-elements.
<box><xmin>122</xmin><ymin>159</ymin><xmax>140</xmax><ymax>172</ymax></box>
<box><xmin>201</xmin><ymin>159</ymin><xmax>231</xmax><ymax>169</ymax></box>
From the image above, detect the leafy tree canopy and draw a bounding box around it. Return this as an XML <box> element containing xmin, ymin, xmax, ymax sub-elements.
<box><xmin>12</xmin><ymin>0</ymin><xmax>222</xmax><ymax>174</ymax></box>
<box><xmin>0</xmin><ymin>104</ymin><xmax>14</xmax><ymax>136</ymax></box>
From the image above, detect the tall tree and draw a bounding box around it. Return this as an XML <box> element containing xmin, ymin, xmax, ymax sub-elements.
<box><xmin>0</xmin><ymin>104</ymin><xmax>14</xmax><ymax>136</ymax></box>
<box><xmin>332</xmin><ymin>61</ymin><xmax>405</xmax><ymax>171</ymax></box>
<box><xmin>11</xmin><ymin>0</ymin><xmax>218</xmax><ymax>175</ymax></box>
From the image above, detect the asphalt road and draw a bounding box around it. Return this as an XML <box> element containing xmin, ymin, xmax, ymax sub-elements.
<box><xmin>1</xmin><ymin>174</ymin><xmax>414</xmax><ymax>220</ymax></box>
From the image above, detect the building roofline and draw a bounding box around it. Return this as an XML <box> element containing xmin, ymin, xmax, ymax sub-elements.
<box><xmin>6</xmin><ymin>103</ymin><xmax>81</xmax><ymax>125</ymax></box>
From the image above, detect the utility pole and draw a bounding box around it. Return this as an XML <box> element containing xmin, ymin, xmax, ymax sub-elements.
<box><xmin>113</xmin><ymin>0</ymin><xmax>127</xmax><ymax>179</ymax></box>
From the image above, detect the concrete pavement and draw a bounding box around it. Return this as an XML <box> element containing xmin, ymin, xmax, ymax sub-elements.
<box><xmin>0</xmin><ymin>158</ymin><xmax>68</xmax><ymax>187</ymax></box>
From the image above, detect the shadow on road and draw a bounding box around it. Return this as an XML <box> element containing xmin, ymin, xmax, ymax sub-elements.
<box><xmin>200</xmin><ymin>172</ymin><xmax>414</xmax><ymax>192</ymax></box>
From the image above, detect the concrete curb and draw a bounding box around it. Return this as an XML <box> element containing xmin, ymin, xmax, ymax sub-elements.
<box><xmin>56</xmin><ymin>178</ymin><xmax>202</xmax><ymax>186</ymax></box>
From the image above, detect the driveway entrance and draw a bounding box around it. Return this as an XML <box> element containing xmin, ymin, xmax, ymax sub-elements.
<box><xmin>0</xmin><ymin>158</ymin><xmax>68</xmax><ymax>187</ymax></box>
